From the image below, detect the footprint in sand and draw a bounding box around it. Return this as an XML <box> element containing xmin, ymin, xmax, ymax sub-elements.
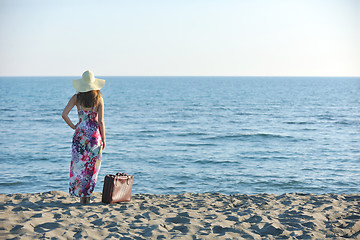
<box><xmin>34</xmin><ymin>222</ymin><xmax>62</xmax><ymax>233</ymax></box>
<box><xmin>166</xmin><ymin>212</ymin><xmax>190</xmax><ymax>224</ymax></box>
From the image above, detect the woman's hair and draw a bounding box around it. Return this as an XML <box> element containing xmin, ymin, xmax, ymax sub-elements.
<box><xmin>76</xmin><ymin>90</ymin><xmax>101</xmax><ymax>108</ymax></box>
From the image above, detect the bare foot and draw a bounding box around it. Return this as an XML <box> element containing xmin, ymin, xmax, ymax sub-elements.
<box><xmin>80</xmin><ymin>197</ymin><xmax>91</xmax><ymax>204</ymax></box>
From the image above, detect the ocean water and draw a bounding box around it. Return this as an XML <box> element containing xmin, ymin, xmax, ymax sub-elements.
<box><xmin>1</xmin><ymin>77</ymin><xmax>359</xmax><ymax>195</ymax></box>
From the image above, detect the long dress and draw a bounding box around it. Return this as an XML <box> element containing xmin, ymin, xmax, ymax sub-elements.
<box><xmin>69</xmin><ymin>105</ymin><xmax>102</xmax><ymax>197</ymax></box>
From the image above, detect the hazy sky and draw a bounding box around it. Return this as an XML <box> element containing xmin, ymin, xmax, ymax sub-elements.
<box><xmin>0</xmin><ymin>0</ymin><xmax>359</xmax><ymax>76</ymax></box>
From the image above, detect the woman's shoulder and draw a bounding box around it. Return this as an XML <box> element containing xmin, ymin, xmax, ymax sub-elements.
<box><xmin>69</xmin><ymin>94</ymin><xmax>79</xmax><ymax>109</ymax></box>
<box><xmin>68</xmin><ymin>94</ymin><xmax>77</xmax><ymax>103</ymax></box>
<box><xmin>97</xmin><ymin>96</ymin><xmax>104</xmax><ymax>111</ymax></box>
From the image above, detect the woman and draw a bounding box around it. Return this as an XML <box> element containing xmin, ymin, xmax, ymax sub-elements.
<box><xmin>62</xmin><ymin>70</ymin><xmax>106</xmax><ymax>204</ymax></box>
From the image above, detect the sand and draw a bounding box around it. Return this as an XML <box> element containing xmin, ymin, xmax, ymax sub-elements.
<box><xmin>1</xmin><ymin>191</ymin><xmax>359</xmax><ymax>239</ymax></box>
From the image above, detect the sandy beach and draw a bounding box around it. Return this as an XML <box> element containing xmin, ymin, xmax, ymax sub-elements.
<box><xmin>1</xmin><ymin>191</ymin><xmax>359</xmax><ymax>239</ymax></box>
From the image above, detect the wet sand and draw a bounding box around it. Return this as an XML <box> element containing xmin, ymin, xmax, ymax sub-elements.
<box><xmin>1</xmin><ymin>191</ymin><xmax>359</xmax><ymax>239</ymax></box>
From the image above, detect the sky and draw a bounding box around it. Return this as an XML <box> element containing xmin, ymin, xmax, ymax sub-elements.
<box><xmin>0</xmin><ymin>0</ymin><xmax>359</xmax><ymax>76</ymax></box>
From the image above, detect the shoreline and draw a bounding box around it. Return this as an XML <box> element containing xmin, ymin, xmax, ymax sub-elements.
<box><xmin>1</xmin><ymin>191</ymin><xmax>359</xmax><ymax>239</ymax></box>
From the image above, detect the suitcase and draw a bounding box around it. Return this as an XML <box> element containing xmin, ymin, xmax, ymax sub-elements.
<box><xmin>101</xmin><ymin>173</ymin><xmax>134</xmax><ymax>204</ymax></box>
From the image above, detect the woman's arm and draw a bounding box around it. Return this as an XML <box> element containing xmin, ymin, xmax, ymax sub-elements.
<box><xmin>62</xmin><ymin>94</ymin><xmax>77</xmax><ymax>129</ymax></box>
<box><xmin>98</xmin><ymin>96</ymin><xmax>106</xmax><ymax>149</ymax></box>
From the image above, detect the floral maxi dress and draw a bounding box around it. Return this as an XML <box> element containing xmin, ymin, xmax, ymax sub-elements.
<box><xmin>70</xmin><ymin>106</ymin><xmax>102</xmax><ymax>197</ymax></box>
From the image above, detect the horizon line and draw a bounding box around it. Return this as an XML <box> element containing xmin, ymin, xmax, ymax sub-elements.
<box><xmin>1</xmin><ymin>75</ymin><xmax>359</xmax><ymax>78</ymax></box>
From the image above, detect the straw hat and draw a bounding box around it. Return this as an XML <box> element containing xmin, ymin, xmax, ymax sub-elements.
<box><xmin>72</xmin><ymin>70</ymin><xmax>105</xmax><ymax>92</ymax></box>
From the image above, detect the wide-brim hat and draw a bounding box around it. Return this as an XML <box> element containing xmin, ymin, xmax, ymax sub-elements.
<box><xmin>72</xmin><ymin>70</ymin><xmax>105</xmax><ymax>92</ymax></box>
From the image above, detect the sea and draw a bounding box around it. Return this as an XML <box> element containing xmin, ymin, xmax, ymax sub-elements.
<box><xmin>1</xmin><ymin>76</ymin><xmax>359</xmax><ymax>195</ymax></box>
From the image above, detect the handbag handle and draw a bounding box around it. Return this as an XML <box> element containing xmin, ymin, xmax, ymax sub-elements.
<box><xmin>116</xmin><ymin>172</ymin><xmax>128</xmax><ymax>176</ymax></box>
<box><xmin>115</xmin><ymin>172</ymin><xmax>131</xmax><ymax>185</ymax></box>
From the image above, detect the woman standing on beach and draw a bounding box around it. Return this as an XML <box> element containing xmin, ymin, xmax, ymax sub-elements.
<box><xmin>62</xmin><ymin>70</ymin><xmax>106</xmax><ymax>204</ymax></box>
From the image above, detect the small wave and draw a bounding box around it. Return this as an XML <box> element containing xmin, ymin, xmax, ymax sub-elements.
<box><xmin>0</xmin><ymin>108</ymin><xmax>16</xmax><ymax>112</ymax></box>
<box><xmin>176</xmin><ymin>181</ymin><xmax>187</xmax><ymax>185</ymax></box>
<box><xmin>235</xmin><ymin>112</ymin><xmax>259</xmax><ymax>116</ymax></box>
<box><xmin>28</xmin><ymin>157</ymin><xmax>51</xmax><ymax>161</ymax></box>
<box><xmin>139</xmin><ymin>130</ymin><xmax>169</xmax><ymax>133</ymax></box>
<box><xmin>137</xmin><ymin>134</ymin><xmax>156</xmax><ymax>138</ymax></box>
<box><xmin>253</xmin><ymin>179</ymin><xmax>303</xmax><ymax>188</ymax></box>
<box><xmin>32</xmin><ymin>118</ymin><xmax>54</xmax><ymax>123</ymax></box>
<box><xmin>284</xmin><ymin>121</ymin><xmax>314</xmax><ymax>125</ymax></box>
<box><xmin>317</xmin><ymin>115</ymin><xmax>335</xmax><ymax>121</ymax></box>
<box><xmin>203</xmin><ymin>133</ymin><xmax>293</xmax><ymax>140</ymax></box>
<box><xmin>301</xmin><ymin>128</ymin><xmax>316</xmax><ymax>131</ymax></box>
<box><xmin>0</xmin><ymin>181</ymin><xmax>24</xmax><ymax>186</ymax></box>
<box><xmin>157</xmin><ymin>120</ymin><xmax>180</xmax><ymax>124</ymax></box>
<box><xmin>0</xmin><ymin>119</ymin><xmax>14</xmax><ymax>122</ymax></box>
<box><xmin>335</xmin><ymin>120</ymin><xmax>358</xmax><ymax>126</ymax></box>
<box><xmin>40</xmin><ymin>112</ymin><xmax>61</xmax><ymax>117</ymax></box>
<box><xmin>194</xmin><ymin>159</ymin><xmax>234</xmax><ymax>164</ymax></box>
<box><xmin>176</xmin><ymin>132</ymin><xmax>208</xmax><ymax>137</ymax></box>
<box><xmin>174</xmin><ymin>143</ymin><xmax>217</xmax><ymax>147</ymax></box>
<box><xmin>212</xmin><ymin>106</ymin><xmax>230</xmax><ymax>111</ymax></box>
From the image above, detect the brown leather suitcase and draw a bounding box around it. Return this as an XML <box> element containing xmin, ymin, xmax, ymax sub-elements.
<box><xmin>101</xmin><ymin>173</ymin><xmax>134</xmax><ymax>204</ymax></box>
